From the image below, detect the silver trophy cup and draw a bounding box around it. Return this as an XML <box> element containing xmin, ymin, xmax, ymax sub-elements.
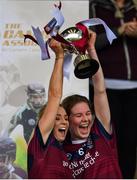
<box><xmin>61</xmin><ymin>26</ymin><xmax>99</xmax><ymax>79</ymax></box>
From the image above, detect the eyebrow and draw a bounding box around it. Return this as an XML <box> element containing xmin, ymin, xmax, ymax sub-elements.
<box><xmin>71</xmin><ymin>110</ymin><xmax>91</xmax><ymax>116</ymax></box>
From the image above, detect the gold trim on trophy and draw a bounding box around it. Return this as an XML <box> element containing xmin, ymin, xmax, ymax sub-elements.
<box><xmin>74</xmin><ymin>54</ymin><xmax>99</xmax><ymax>79</ymax></box>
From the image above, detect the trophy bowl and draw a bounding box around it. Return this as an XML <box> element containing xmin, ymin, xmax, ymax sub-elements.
<box><xmin>61</xmin><ymin>26</ymin><xmax>99</xmax><ymax>79</ymax></box>
<box><xmin>60</xmin><ymin>27</ymin><xmax>83</xmax><ymax>54</ymax></box>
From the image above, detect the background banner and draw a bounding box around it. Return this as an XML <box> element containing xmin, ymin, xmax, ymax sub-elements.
<box><xmin>0</xmin><ymin>0</ymin><xmax>89</xmax><ymax>178</ymax></box>
<box><xmin>0</xmin><ymin>0</ymin><xmax>89</xmax><ymax>132</ymax></box>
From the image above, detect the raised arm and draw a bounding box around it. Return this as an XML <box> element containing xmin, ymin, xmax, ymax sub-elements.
<box><xmin>87</xmin><ymin>31</ymin><xmax>111</xmax><ymax>133</ymax></box>
<box><xmin>38</xmin><ymin>39</ymin><xmax>64</xmax><ymax>143</ymax></box>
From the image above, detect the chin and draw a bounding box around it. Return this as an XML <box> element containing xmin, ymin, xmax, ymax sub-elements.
<box><xmin>80</xmin><ymin>132</ymin><xmax>90</xmax><ymax>139</ymax></box>
<box><xmin>56</xmin><ymin>135</ymin><xmax>65</xmax><ymax>142</ymax></box>
<box><xmin>80</xmin><ymin>135</ymin><xmax>89</xmax><ymax>139</ymax></box>
<box><xmin>58</xmin><ymin>138</ymin><xmax>65</xmax><ymax>142</ymax></box>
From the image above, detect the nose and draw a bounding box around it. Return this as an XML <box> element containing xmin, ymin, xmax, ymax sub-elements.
<box><xmin>82</xmin><ymin>114</ymin><xmax>88</xmax><ymax>122</ymax></box>
<box><xmin>34</xmin><ymin>97</ymin><xmax>42</xmax><ymax>104</ymax></box>
<box><xmin>61</xmin><ymin>117</ymin><xmax>68</xmax><ymax>125</ymax></box>
<box><xmin>62</xmin><ymin>119</ymin><xmax>67</xmax><ymax>124</ymax></box>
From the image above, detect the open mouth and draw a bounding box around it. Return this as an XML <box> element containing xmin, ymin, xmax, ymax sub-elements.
<box><xmin>79</xmin><ymin>123</ymin><xmax>90</xmax><ymax>135</ymax></box>
<box><xmin>79</xmin><ymin>123</ymin><xmax>89</xmax><ymax>128</ymax></box>
<box><xmin>58</xmin><ymin>127</ymin><xmax>66</xmax><ymax>133</ymax></box>
<box><xmin>58</xmin><ymin>127</ymin><xmax>68</xmax><ymax>137</ymax></box>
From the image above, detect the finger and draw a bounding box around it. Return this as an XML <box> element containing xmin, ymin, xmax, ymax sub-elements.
<box><xmin>126</xmin><ymin>24</ymin><xmax>136</xmax><ymax>32</ymax></box>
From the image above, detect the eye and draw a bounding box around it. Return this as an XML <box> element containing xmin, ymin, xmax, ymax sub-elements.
<box><xmin>65</xmin><ymin>116</ymin><xmax>68</xmax><ymax>121</ymax></box>
<box><xmin>75</xmin><ymin>113</ymin><xmax>82</xmax><ymax>118</ymax></box>
<box><xmin>86</xmin><ymin>111</ymin><xmax>91</xmax><ymax>116</ymax></box>
<box><xmin>56</xmin><ymin>116</ymin><xmax>60</xmax><ymax>121</ymax></box>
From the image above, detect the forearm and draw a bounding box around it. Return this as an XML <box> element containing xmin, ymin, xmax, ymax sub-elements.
<box><xmin>48</xmin><ymin>55</ymin><xmax>64</xmax><ymax>100</ymax></box>
<box><xmin>87</xmin><ymin>48</ymin><xmax>106</xmax><ymax>94</ymax></box>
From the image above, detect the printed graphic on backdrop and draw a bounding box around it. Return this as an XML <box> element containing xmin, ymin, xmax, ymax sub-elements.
<box><xmin>0</xmin><ymin>1</ymin><xmax>89</xmax><ymax>178</ymax></box>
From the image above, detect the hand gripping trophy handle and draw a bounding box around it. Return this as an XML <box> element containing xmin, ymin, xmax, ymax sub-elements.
<box><xmin>60</xmin><ymin>23</ymin><xmax>99</xmax><ymax>79</ymax></box>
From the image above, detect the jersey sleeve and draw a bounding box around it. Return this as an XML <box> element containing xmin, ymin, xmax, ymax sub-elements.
<box><xmin>92</xmin><ymin>118</ymin><xmax>118</xmax><ymax>150</ymax></box>
<box><xmin>27</xmin><ymin>125</ymin><xmax>53</xmax><ymax>172</ymax></box>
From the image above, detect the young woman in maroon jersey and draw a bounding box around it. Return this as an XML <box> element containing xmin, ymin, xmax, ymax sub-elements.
<box><xmin>62</xmin><ymin>31</ymin><xmax>122</xmax><ymax>179</ymax></box>
<box><xmin>27</xmin><ymin>39</ymin><xmax>73</xmax><ymax>179</ymax></box>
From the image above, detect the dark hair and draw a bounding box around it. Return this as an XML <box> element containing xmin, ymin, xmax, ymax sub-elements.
<box><xmin>62</xmin><ymin>94</ymin><xmax>94</xmax><ymax>117</ymax></box>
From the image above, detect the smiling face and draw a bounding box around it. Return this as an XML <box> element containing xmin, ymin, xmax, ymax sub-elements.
<box><xmin>69</xmin><ymin>102</ymin><xmax>93</xmax><ymax>140</ymax></box>
<box><xmin>53</xmin><ymin>106</ymin><xmax>69</xmax><ymax>142</ymax></box>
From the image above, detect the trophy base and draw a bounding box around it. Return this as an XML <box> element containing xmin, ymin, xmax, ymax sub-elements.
<box><xmin>74</xmin><ymin>59</ymin><xmax>99</xmax><ymax>79</ymax></box>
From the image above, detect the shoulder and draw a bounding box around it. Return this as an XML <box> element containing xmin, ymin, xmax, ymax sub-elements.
<box><xmin>28</xmin><ymin>125</ymin><xmax>54</xmax><ymax>151</ymax></box>
<box><xmin>12</xmin><ymin>103</ymin><xmax>28</xmax><ymax>117</ymax></box>
<box><xmin>91</xmin><ymin>118</ymin><xmax>113</xmax><ymax>140</ymax></box>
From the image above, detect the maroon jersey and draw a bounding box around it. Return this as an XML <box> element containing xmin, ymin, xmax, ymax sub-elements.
<box><xmin>28</xmin><ymin>125</ymin><xmax>73</xmax><ymax>179</ymax></box>
<box><xmin>64</xmin><ymin>118</ymin><xmax>122</xmax><ymax>179</ymax></box>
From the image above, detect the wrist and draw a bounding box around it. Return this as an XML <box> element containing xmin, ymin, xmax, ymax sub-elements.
<box><xmin>56</xmin><ymin>52</ymin><xmax>64</xmax><ymax>58</ymax></box>
<box><xmin>87</xmin><ymin>47</ymin><xmax>96</xmax><ymax>52</ymax></box>
<box><xmin>56</xmin><ymin>55</ymin><xmax>64</xmax><ymax>60</ymax></box>
<box><xmin>88</xmin><ymin>47</ymin><xmax>96</xmax><ymax>50</ymax></box>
